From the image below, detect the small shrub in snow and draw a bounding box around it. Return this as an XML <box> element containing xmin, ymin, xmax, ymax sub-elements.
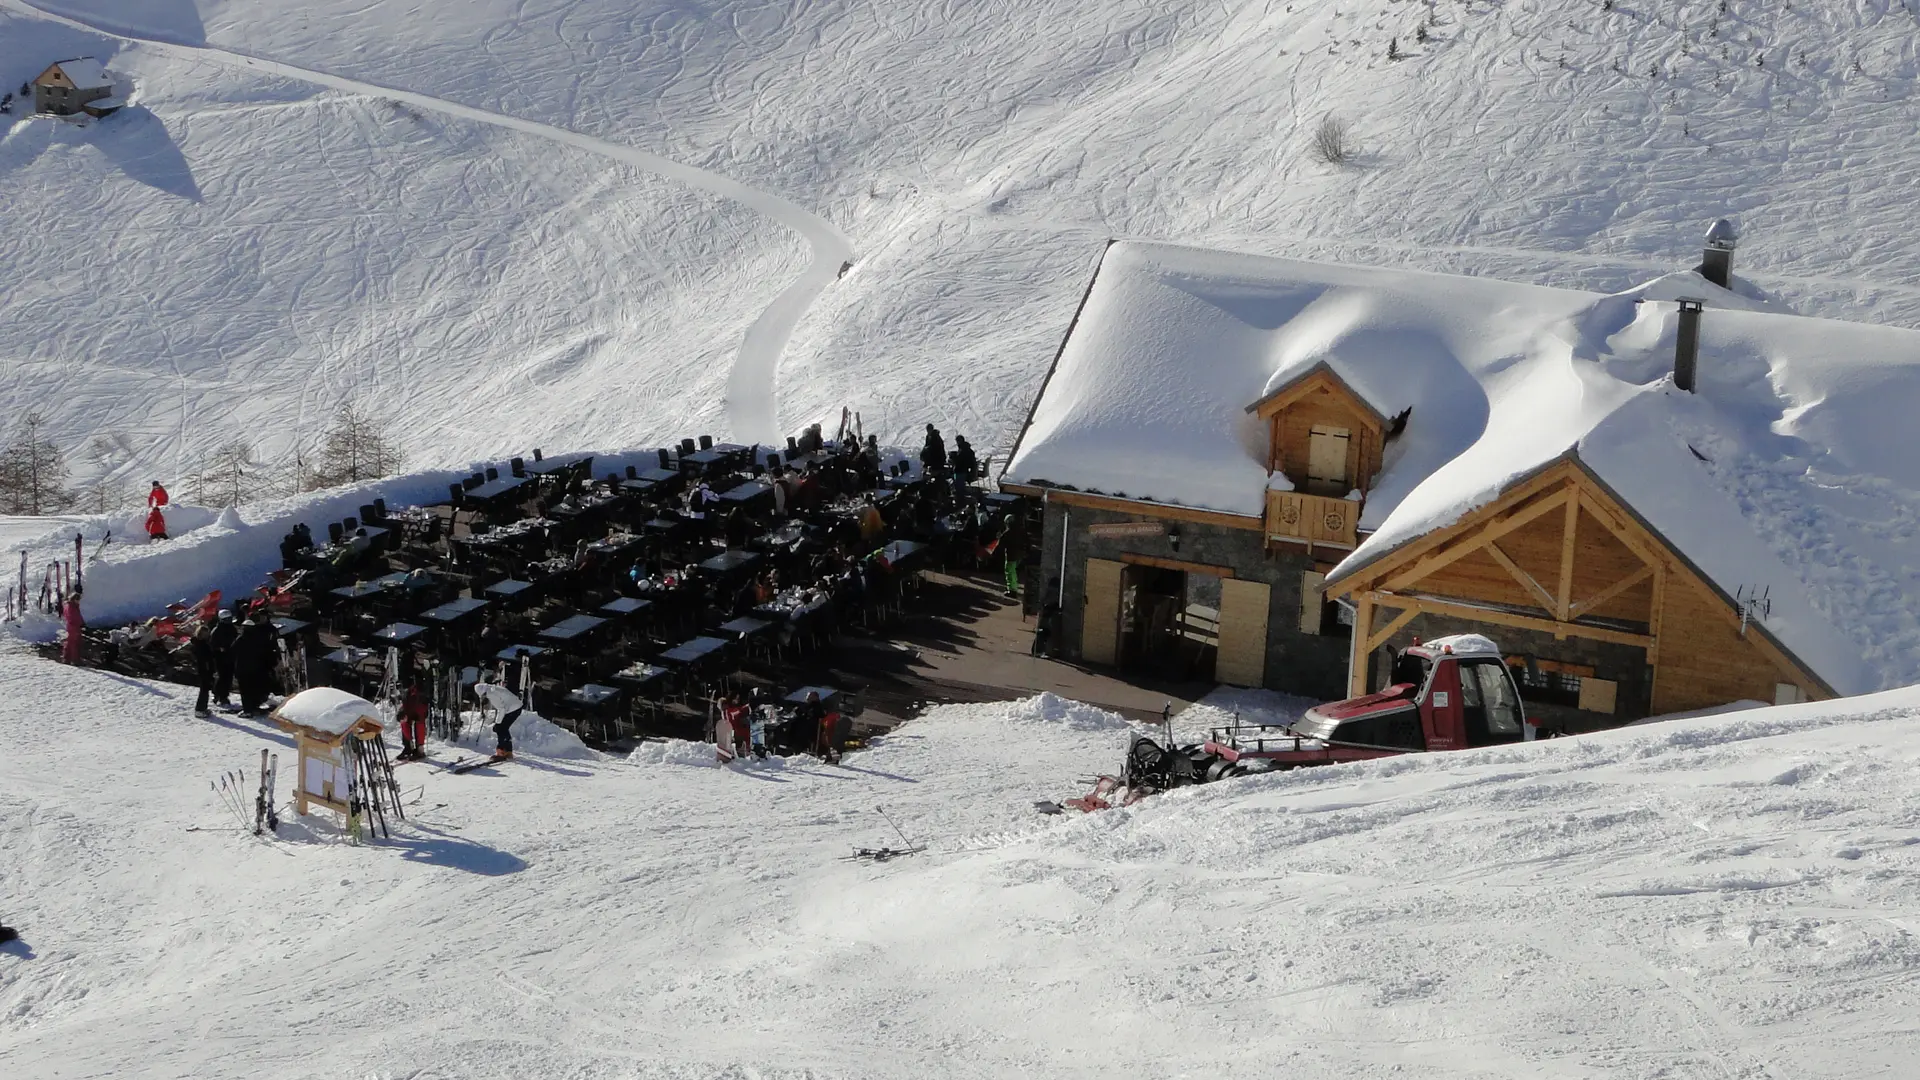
<box><xmin>1310</xmin><ymin>113</ymin><xmax>1353</xmax><ymax>165</ymax></box>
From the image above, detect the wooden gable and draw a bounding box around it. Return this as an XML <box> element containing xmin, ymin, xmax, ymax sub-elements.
<box><xmin>1245</xmin><ymin>364</ymin><xmax>1388</xmax><ymax>496</ymax></box>
<box><xmin>1324</xmin><ymin>457</ymin><xmax>1833</xmax><ymax>713</ymax></box>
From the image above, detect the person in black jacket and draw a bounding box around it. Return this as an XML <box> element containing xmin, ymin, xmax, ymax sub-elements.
<box><xmin>209</xmin><ymin>609</ymin><xmax>238</xmax><ymax>710</ymax></box>
<box><xmin>920</xmin><ymin>424</ymin><xmax>947</xmax><ymax>478</ymax></box>
<box><xmin>188</xmin><ymin>624</ymin><xmax>215</xmax><ymax>718</ymax></box>
<box><xmin>231</xmin><ymin>611</ymin><xmax>278</xmax><ymax>717</ymax></box>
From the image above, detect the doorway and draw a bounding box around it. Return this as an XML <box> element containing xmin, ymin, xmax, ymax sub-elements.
<box><xmin>1306</xmin><ymin>425</ymin><xmax>1351</xmax><ymax>496</ymax></box>
<box><xmin>1119</xmin><ymin>565</ymin><xmax>1218</xmax><ymax>681</ymax></box>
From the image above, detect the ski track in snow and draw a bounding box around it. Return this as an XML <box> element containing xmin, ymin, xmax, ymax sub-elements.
<box><xmin>1</xmin><ymin>0</ymin><xmax>853</xmax><ymax>444</ymax></box>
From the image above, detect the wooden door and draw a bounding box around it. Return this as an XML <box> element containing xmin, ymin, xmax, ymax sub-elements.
<box><xmin>1217</xmin><ymin>578</ymin><xmax>1271</xmax><ymax>687</ymax></box>
<box><xmin>1307</xmin><ymin>426</ymin><xmax>1351</xmax><ymax>493</ymax></box>
<box><xmin>1082</xmin><ymin>558</ymin><xmax>1124</xmax><ymax>665</ymax></box>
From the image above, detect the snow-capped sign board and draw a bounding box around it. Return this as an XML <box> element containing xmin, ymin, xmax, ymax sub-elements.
<box><xmin>1087</xmin><ymin>521</ymin><xmax>1164</xmax><ymax>538</ymax></box>
<box><xmin>270</xmin><ymin>687</ymin><xmax>380</xmax><ymax>738</ymax></box>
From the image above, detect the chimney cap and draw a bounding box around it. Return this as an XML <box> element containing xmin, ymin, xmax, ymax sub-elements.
<box><xmin>1704</xmin><ymin>218</ymin><xmax>1739</xmax><ymax>250</ymax></box>
<box><xmin>1676</xmin><ymin>296</ymin><xmax>1707</xmax><ymax>310</ymax></box>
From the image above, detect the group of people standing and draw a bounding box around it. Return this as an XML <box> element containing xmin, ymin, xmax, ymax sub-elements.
<box><xmin>185</xmin><ymin>606</ymin><xmax>282</xmax><ymax>718</ymax></box>
<box><xmin>710</xmin><ymin>688</ymin><xmax>838</xmax><ymax>764</ymax></box>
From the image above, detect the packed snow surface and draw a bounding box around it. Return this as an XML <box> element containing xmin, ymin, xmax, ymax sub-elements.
<box><xmin>10</xmin><ymin>0</ymin><xmax>1920</xmax><ymax>490</ymax></box>
<box><xmin>1004</xmin><ymin>241</ymin><xmax>1915</xmax><ymax>695</ymax></box>
<box><xmin>4</xmin><ymin>646</ymin><xmax>1920</xmax><ymax>1077</ymax></box>
<box><xmin>269</xmin><ymin>685</ymin><xmax>378</xmax><ymax>736</ymax></box>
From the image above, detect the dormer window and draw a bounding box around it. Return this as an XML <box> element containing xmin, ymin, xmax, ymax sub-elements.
<box><xmin>1244</xmin><ymin>363</ymin><xmax>1389</xmax><ymax>497</ymax></box>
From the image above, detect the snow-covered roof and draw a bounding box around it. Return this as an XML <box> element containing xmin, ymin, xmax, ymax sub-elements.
<box><xmin>46</xmin><ymin>58</ymin><xmax>111</xmax><ymax>90</ymax></box>
<box><xmin>272</xmin><ymin>687</ymin><xmax>381</xmax><ymax>735</ymax></box>
<box><xmin>1004</xmin><ymin>240</ymin><xmax>1920</xmax><ymax>696</ymax></box>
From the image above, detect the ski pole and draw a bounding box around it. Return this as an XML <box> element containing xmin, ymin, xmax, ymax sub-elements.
<box><xmin>875</xmin><ymin>805</ymin><xmax>916</xmax><ymax>850</ymax></box>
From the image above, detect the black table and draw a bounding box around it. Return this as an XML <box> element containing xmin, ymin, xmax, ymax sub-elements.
<box><xmin>495</xmin><ymin>644</ymin><xmax>548</xmax><ymax>663</ymax></box>
<box><xmin>586</xmin><ymin>533</ymin><xmax>644</xmax><ymax>560</ymax></box>
<box><xmin>880</xmin><ymin>539</ymin><xmax>926</xmax><ymax>569</ymax></box>
<box><xmin>373</xmin><ymin>621</ymin><xmax>429</xmax><ymax>646</ymax></box>
<box><xmin>660</xmin><ymin>635</ymin><xmax>731</xmax><ymax>667</ymax></box>
<box><xmin>635</xmin><ymin>466</ymin><xmax>679</xmax><ymax>484</ymax></box>
<box><xmin>270</xmin><ymin>616</ymin><xmax>313</xmax><ymax>640</ymax></box>
<box><xmin>418</xmin><ymin>596</ymin><xmax>489</xmax><ymax>627</ymax></box>
<box><xmin>322</xmin><ymin>645</ymin><xmax>379</xmax><ymax>667</ymax></box>
<box><xmin>466</xmin><ymin>475</ymin><xmax>529</xmax><ymax>505</ymax></box>
<box><xmin>538</xmin><ymin>614</ymin><xmax>608</xmax><ymax>646</ymax></box>
<box><xmin>716</xmin><ymin>479</ymin><xmax>772</xmax><ymax>507</ymax></box>
<box><xmin>329</xmin><ymin>580</ymin><xmax>386</xmax><ymax>603</ymax></box>
<box><xmin>599</xmin><ymin>596</ymin><xmax>652</xmax><ymax>622</ymax></box>
<box><xmin>719</xmin><ymin>615</ymin><xmax>773</xmax><ymax>639</ymax></box>
<box><xmin>680</xmin><ymin>448</ymin><xmax>730</xmax><ymax>473</ymax></box>
<box><xmin>699</xmin><ymin>549</ymin><xmax>762</xmax><ymax>576</ymax></box>
<box><xmin>610</xmin><ymin>661</ymin><xmax>673</xmax><ymax>695</ymax></box>
<box><xmin>483</xmin><ymin>578</ymin><xmax>537</xmax><ymax>606</ymax></box>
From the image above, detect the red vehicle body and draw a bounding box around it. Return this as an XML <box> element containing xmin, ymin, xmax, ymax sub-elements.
<box><xmin>1204</xmin><ymin>635</ymin><xmax>1534</xmax><ymax>770</ymax></box>
<box><xmin>1045</xmin><ymin>636</ymin><xmax>1536</xmax><ymax>814</ymax></box>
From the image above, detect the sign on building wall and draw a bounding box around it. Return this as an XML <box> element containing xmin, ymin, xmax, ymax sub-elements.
<box><xmin>1088</xmin><ymin>521</ymin><xmax>1164</xmax><ymax>538</ymax></box>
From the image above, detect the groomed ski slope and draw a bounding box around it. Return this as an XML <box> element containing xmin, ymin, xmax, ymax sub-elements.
<box><xmin>3</xmin><ymin>643</ymin><xmax>1917</xmax><ymax>1078</ymax></box>
<box><xmin>10</xmin><ymin>0</ymin><xmax>1920</xmax><ymax>487</ymax></box>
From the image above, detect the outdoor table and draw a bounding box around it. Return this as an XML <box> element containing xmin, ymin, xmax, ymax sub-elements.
<box><xmin>465</xmin><ymin>475</ymin><xmax>529</xmax><ymax>506</ymax></box>
<box><xmin>418</xmin><ymin>596</ymin><xmax>489</xmax><ymax>627</ymax></box>
<box><xmin>619</xmin><ymin>478</ymin><xmax>657</xmax><ymax>495</ymax></box>
<box><xmin>270</xmin><ymin>616</ymin><xmax>313</xmax><ymax>640</ymax></box>
<box><xmin>659</xmin><ymin>635</ymin><xmax>731</xmax><ymax>667</ymax></box>
<box><xmin>554</xmin><ymin>683</ymin><xmax>625</xmax><ymax>738</ymax></box>
<box><xmin>329</xmin><ymin>580</ymin><xmax>386</xmax><ymax>603</ymax></box>
<box><xmin>880</xmin><ymin>539</ymin><xmax>925</xmax><ymax>569</ymax></box>
<box><xmin>483</xmin><ymin>578</ymin><xmax>537</xmax><ymax>607</ymax></box>
<box><xmin>680</xmin><ymin>448</ymin><xmax>729</xmax><ymax>474</ymax></box>
<box><xmin>322</xmin><ymin>645</ymin><xmax>379</xmax><ymax>668</ymax></box>
<box><xmin>719</xmin><ymin>615</ymin><xmax>773</xmax><ymax>639</ymax></box>
<box><xmin>599</xmin><ymin>596</ymin><xmax>652</xmax><ymax>624</ymax></box>
<box><xmin>610</xmin><ymin>661</ymin><xmax>673</xmax><ymax>695</ymax></box>
<box><xmin>538</xmin><ymin>614</ymin><xmax>608</xmax><ymax>647</ymax></box>
<box><xmin>372</xmin><ymin>621</ymin><xmax>429</xmax><ymax>646</ymax></box>
<box><xmin>635</xmin><ymin>466</ymin><xmax>679</xmax><ymax>484</ymax></box>
<box><xmin>984</xmin><ymin>491</ymin><xmax>1022</xmax><ymax>508</ymax></box>
<box><xmin>494</xmin><ymin>644</ymin><xmax>548</xmax><ymax>664</ymax></box>
<box><xmin>528</xmin><ymin>455</ymin><xmax>582</xmax><ymax>477</ymax></box>
<box><xmin>716</xmin><ymin>479</ymin><xmax>772</xmax><ymax>509</ymax></box>
<box><xmin>699</xmin><ymin>549</ymin><xmax>762</xmax><ymax>577</ymax></box>
<box><xmin>586</xmin><ymin>533</ymin><xmax>644</xmax><ymax>560</ymax></box>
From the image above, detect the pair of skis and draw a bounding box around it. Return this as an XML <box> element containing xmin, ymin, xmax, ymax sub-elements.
<box><xmin>207</xmin><ymin>750</ymin><xmax>278</xmax><ymax>835</ymax></box>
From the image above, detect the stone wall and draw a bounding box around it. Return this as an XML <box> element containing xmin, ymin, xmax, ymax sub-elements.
<box><xmin>1038</xmin><ymin>501</ymin><xmax>1350</xmax><ymax>701</ymax></box>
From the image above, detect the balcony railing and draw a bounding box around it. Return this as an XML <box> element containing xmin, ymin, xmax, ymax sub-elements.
<box><xmin>1265</xmin><ymin>489</ymin><xmax>1359</xmax><ymax>549</ymax></box>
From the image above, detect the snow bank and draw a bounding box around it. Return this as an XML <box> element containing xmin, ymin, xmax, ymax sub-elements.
<box><xmin>449</xmin><ymin>710</ymin><xmax>597</xmax><ymax>761</ymax></box>
<box><xmin>271</xmin><ymin>686</ymin><xmax>378</xmax><ymax>735</ymax></box>
<box><xmin>996</xmin><ymin>692</ymin><xmax>1132</xmax><ymax>732</ymax></box>
<box><xmin>626</xmin><ymin>738</ymin><xmax>793</xmax><ymax>771</ymax></box>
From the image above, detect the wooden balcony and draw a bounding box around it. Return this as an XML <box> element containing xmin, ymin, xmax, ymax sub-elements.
<box><xmin>1265</xmin><ymin>489</ymin><xmax>1359</xmax><ymax>550</ymax></box>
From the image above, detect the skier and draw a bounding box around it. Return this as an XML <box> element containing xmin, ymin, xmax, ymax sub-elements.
<box><xmin>919</xmin><ymin>423</ymin><xmax>947</xmax><ymax>478</ymax></box>
<box><xmin>798</xmin><ymin>691</ymin><xmax>839</xmax><ymax>764</ymax></box>
<box><xmin>209</xmin><ymin>609</ymin><xmax>238</xmax><ymax>710</ymax></box>
<box><xmin>231</xmin><ymin>610</ymin><xmax>277</xmax><ymax>717</ymax></box>
<box><xmin>471</xmin><ymin>675</ymin><xmax>522</xmax><ymax>760</ymax></box>
<box><xmin>710</xmin><ymin>694</ymin><xmax>739</xmax><ymax>763</ymax></box>
<box><xmin>145</xmin><ymin>505</ymin><xmax>169</xmax><ymax>542</ymax></box>
<box><xmin>725</xmin><ymin>695</ymin><xmax>752</xmax><ymax>760</ymax></box>
<box><xmin>748</xmin><ymin>687</ymin><xmax>771</xmax><ymax>759</ymax></box>
<box><xmin>187</xmin><ymin>621</ymin><xmax>216</xmax><ymax>717</ymax></box>
<box><xmin>398</xmin><ymin>680</ymin><xmax>429</xmax><ymax>761</ymax></box>
<box><xmin>147</xmin><ymin>481</ymin><xmax>169</xmax><ymax>510</ymax></box>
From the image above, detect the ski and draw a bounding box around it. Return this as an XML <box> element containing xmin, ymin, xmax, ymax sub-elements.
<box><xmin>266</xmin><ymin>753</ymin><xmax>280</xmax><ymax>833</ymax></box>
<box><xmin>449</xmin><ymin>754</ymin><xmax>511</xmax><ymax>775</ymax></box>
<box><xmin>840</xmin><ymin>846</ymin><xmax>925</xmax><ymax>862</ymax></box>
<box><xmin>253</xmin><ymin>748</ymin><xmax>270</xmax><ymax>835</ymax></box>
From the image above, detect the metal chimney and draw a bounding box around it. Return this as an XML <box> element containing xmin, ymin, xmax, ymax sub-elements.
<box><xmin>1674</xmin><ymin>298</ymin><xmax>1705</xmax><ymax>393</ymax></box>
<box><xmin>1701</xmin><ymin>218</ymin><xmax>1738</xmax><ymax>289</ymax></box>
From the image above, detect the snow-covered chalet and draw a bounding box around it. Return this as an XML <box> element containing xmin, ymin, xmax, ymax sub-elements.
<box><xmin>1000</xmin><ymin>233</ymin><xmax>1919</xmax><ymax>730</ymax></box>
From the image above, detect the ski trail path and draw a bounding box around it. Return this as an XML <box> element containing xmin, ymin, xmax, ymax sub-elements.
<box><xmin>3</xmin><ymin>0</ymin><xmax>853</xmax><ymax>443</ymax></box>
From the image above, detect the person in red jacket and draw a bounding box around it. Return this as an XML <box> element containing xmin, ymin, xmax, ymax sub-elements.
<box><xmin>145</xmin><ymin>505</ymin><xmax>169</xmax><ymax>542</ymax></box>
<box><xmin>147</xmin><ymin>481</ymin><xmax>169</xmax><ymax>509</ymax></box>
<box><xmin>398</xmin><ymin>680</ymin><xmax>430</xmax><ymax>761</ymax></box>
<box><xmin>725</xmin><ymin>696</ymin><xmax>751</xmax><ymax>759</ymax></box>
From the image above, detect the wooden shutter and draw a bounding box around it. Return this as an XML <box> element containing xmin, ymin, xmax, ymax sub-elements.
<box><xmin>1307</xmin><ymin>426</ymin><xmax>1351</xmax><ymax>489</ymax></box>
<box><xmin>1081</xmin><ymin>558</ymin><xmax>1124</xmax><ymax>665</ymax></box>
<box><xmin>1298</xmin><ymin>570</ymin><xmax>1325</xmax><ymax>635</ymax></box>
<box><xmin>1217</xmin><ymin>578</ymin><xmax>1271</xmax><ymax>687</ymax></box>
<box><xmin>1577</xmin><ymin>677</ymin><xmax>1618</xmax><ymax>715</ymax></box>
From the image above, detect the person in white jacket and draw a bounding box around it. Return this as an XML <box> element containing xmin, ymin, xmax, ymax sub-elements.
<box><xmin>472</xmin><ymin>677</ymin><xmax>524</xmax><ymax>759</ymax></box>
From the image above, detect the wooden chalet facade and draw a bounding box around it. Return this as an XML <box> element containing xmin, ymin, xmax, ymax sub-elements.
<box><xmin>1324</xmin><ymin>456</ymin><xmax>1831</xmax><ymax>730</ymax></box>
<box><xmin>1000</xmin><ymin>241</ymin><xmax>1847</xmax><ymax>730</ymax></box>
<box><xmin>33</xmin><ymin>58</ymin><xmax>118</xmax><ymax>118</ymax></box>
